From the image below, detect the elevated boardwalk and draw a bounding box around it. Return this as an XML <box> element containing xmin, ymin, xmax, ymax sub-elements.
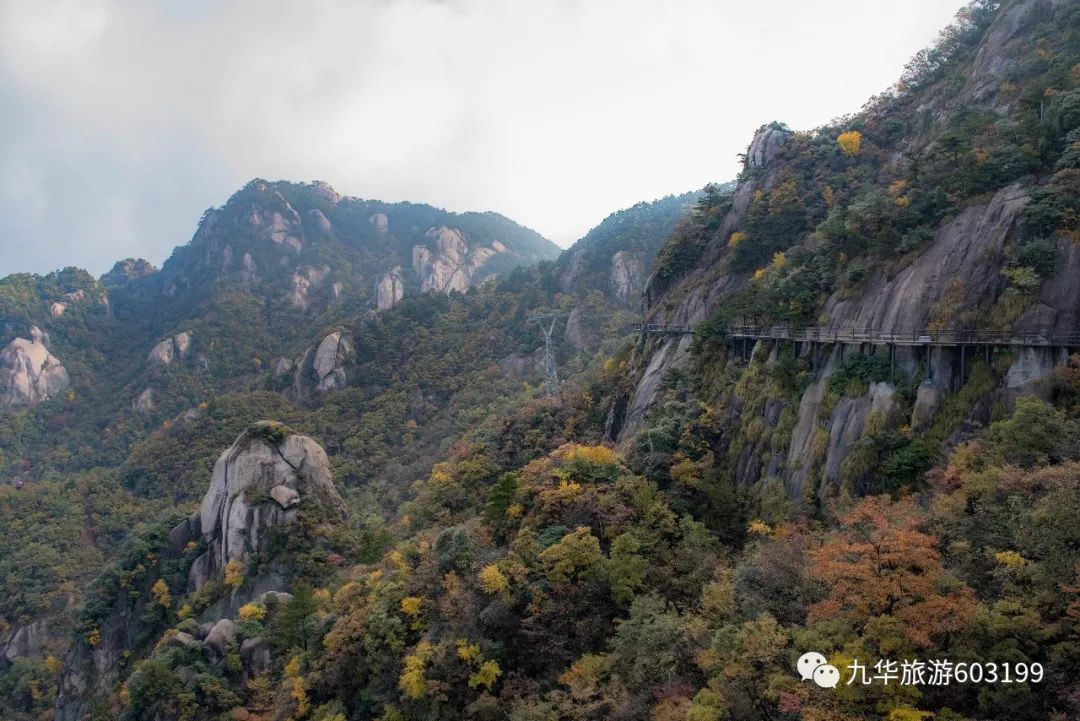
<box><xmin>634</xmin><ymin>323</ymin><xmax>1080</xmax><ymax>349</ymax></box>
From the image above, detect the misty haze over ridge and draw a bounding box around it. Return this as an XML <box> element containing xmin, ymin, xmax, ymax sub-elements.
<box><xmin>0</xmin><ymin>0</ymin><xmax>969</xmax><ymax>276</ymax></box>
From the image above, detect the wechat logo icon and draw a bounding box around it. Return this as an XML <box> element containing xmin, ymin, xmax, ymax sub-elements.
<box><xmin>797</xmin><ymin>651</ymin><xmax>840</xmax><ymax>689</ymax></box>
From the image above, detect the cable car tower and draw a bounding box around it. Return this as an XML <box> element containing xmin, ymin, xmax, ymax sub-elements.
<box><xmin>527</xmin><ymin>311</ymin><xmax>567</xmax><ymax>397</ymax></box>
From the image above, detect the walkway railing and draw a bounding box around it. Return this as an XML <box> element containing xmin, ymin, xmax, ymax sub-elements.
<box><xmin>633</xmin><ymin>323</ymin><xmax>1080</xmax><ymax>347</ymax></box>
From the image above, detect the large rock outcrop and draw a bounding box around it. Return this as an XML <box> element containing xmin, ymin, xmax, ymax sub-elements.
<box><xmin>376</xmin><ymin>266</ymin><xmax>406</xmax><ymax>309</ymax></box>
<box><xmin>1</xmin><ymin>619</ymin><xmax>52</xmax><ymax>662</ymax></box>
<box><xmin>369</xmin><ymin>212</ymin><xmax>390</xmax><ymax>234</ymax></box>
<box><xmin>745</xmin><ymin>123</ymin><xmax>791</xmax><ymax>170</ymax></box>
<box><xmin>823</xmin><ymin>183</ymin><xmax>1028</xmax><ymax>330</ymax></box>
<box><xmin>132</xmin><ymin>387</ymin><xmax>155</xmax><ymax>415</ymax></box>
<box><xmin>189</xmin><ymin>422</ymin><xmax>346</xmax><ymax>592</ymax></box>
<box><xmin>100</xmin><ymin>258</ymin><xmax>158</xmax><ymax>287</ymax></box>
<box><xmin>246</xmin><ymin>185</ymin><xmax>304</xmax><ymax>254</ymax></box>
<box><xmin>288</xmin><ymin>265</ymin><xmax>330</xmax><ymax>310</ymax></box>
<box><xmin>287</xmin><ymin>331</ymin><xmax>354</xmax><ymax>403</ymax></box>
<box><xmin>54</xmin><ymin>425</ymin><xmax>345</xmax><ymax>721</ymax></box>
<box><xmin>0</xmin><ymin>327</ymin><xmax>70</xmax><ymax>407</ymax></box>
<box><xmin>313</xmin><ymin>331</ymin><xmax>352</xmax><ymax>392</ymax></box>
<box><xmin>412</xmin><ymin>226</ymin><xmax>500</xmax><ymax>294</ymax></box>
<box><xmin>147</xmin><ymin>331</ymin><xmax>192</xmax><ymax>366</ymax></box>
<box><xmin>610</xmin><ymin>251</ymin><xmax>644</xmax><ymax>305</ymax></box>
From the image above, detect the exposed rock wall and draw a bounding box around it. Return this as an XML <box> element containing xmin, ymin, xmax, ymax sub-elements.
<box><xmin>248</xmin><ymin>186</ymin><xmax>304</xmax><ymax>254</ymax></box>
<box><xmin>288</xmin><ymin>265</ymin><xmax>330</xmax><ymax>310</ymax></box>
<box><xmin>412</xmin><ymin>226</ymin><xmax>500</xmax><ymax>294</ymax></box>
<box><xmin>189</xmin><ymin>422</ymin><xmax>346</xmax><ymax>593</ymax></box>
<box><xmin>286</xmin><ymin>331</ymin><xmax>354</xmax><ymax>404</ymax></box>
<box><xmin>313</xmin><ymin>331</ymin><xmax>352</xmax><ymax>392</ymax></box>
<box><xmin>1</xmin><ymin>619</ymin><xmax>52</xmax><ymax>662</ymax></box>
<box><xmin>54</xmin><ymin>425</ymin><xmax>345</xmax><ymax>721</ymax></box>
<box><xmin>147</xmin><ymin>331</ymin><xmax>192</xmax><ymax>366</ymax></box>
<box><xmin>132</xmin><ymin>387</ymin><xmax>155</xmax><ymax>415</ymax></box>
<box><xmin>610</xmin><ymin>251</ymin><xmax>644</xmax><ymax>305</ymax></box>
<box><xmin>369</xmin><ymin>212</ymin><xmax>389</xmax><ymax>234</ymax></box>
<box><xmin>823</xmin><ymin>184</ymin><xmax>1028</xmax><ymax>330</ymax></box>
<box><xmin>376</xmin><ymin>266</ymin><xmax>406</xmax><ymax>309</ymax></box>
<box><xmin>1017</xmin><ymin>238</ymin><xmax>1080</xmax><ymax>336</ymax></box>
<box><xmin>0</xmin><ymin>327</ymin><xmax>70</xmax><ymax>407</ymax></box>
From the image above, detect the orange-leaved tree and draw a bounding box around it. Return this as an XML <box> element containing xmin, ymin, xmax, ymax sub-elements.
<box><xmin>807</xmin><ymin>496</ymin><xmax>975</xmax><ymax>648</ymax></box>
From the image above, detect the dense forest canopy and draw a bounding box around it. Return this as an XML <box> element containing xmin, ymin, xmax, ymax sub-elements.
<box><xmin>2</xmin><ymin>1</ymin><xmax>1080</xmax><ymax>720</ymax></box>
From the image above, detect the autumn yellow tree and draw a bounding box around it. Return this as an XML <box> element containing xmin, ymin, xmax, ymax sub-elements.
<box><xmin>837</xmin><ymin>130</ymin><xmax>863</xmax><ymax>156</ymax></box>
<box><xmin>478</xmin><ymin>564</ymin><xmax>509</xmax><ymax>598</ymax></box>
<box><xmin>150</xmin><ymin>579</ymin><xmax>171</xmax><ymax>609</ymax></box>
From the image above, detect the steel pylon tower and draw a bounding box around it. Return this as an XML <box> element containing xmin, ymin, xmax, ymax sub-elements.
<box><xmin>528</xmin><ymin>311</ymin><xmax>566</xmax><ymax>397</ymax></box>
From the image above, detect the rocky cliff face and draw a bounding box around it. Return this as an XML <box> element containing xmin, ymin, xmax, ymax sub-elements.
<box><xmin>188</xmin><ymin>422</ymin><xmax>346</xmax><ymax>594</ymax></box>
<box><xmin>54</xmin><ymin>424</ymin><xmax>345</xmax><ymax>721</ymax></box>
<box><xmin>558</xmin><ymin>191</ymin><xmax>705</xmax><ymax>306</ymax></box>
<box><xmin>312</xmin><ymin>331</ymin><xmax>352</xmax><ymax>393</ymax></box>
<box><xmin>100</xmin><ymin>258</ymin><xmax>158</xmax><ymax>288</ymax></box>
<box><xmin>609</xmin><ymin>250</ymin><xmax>644</xmax><ymax>305</ymax></box>
<box><xmin>147</xmin><ymin>331</ymin><xmax>193</xmax><ymax>366</ymax></box>
<box><xmin>0</xmin><ymin>326</ymin><xmax>70</xmax><ymax>407</ymax></box>
<box><xmin>376</xmin><ymin>265</ymin><xmax>406</xmax><ymax>309</ymax></box>
<box><xmin>821</xmin><ymin>183</ymin><xmax>1028</xmax><ymax>330</ymax></box>
<box><xmin>288</xmin><ymin>265</ymin><xmax>331</xmax><ymax>310</ymax></box>
<box><xmin>411</xmin><ymin>226</ymin><xmax>500</xmax><ymax>294</ymax></box>
<box><xmin>148</xmin><ymin>179</ymin><xmax>557</xmax><ymax>323</ymax></box>
<box><xmin>615</xmin><ymin>0</ymin><xmax>1080</xmax><ymax>506</ymax></box>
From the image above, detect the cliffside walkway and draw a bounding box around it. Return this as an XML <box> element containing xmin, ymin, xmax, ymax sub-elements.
<box><xmin>634</xmin><ymin>323</ymin><xmax>1080</xmax><ymax>349</ymax></box>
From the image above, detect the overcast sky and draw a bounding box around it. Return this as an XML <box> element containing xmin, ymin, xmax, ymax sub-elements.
<box><xmin>0</xmin><ymin>0</ymin><xmax>969</xmax><ymax>277</ymax></box>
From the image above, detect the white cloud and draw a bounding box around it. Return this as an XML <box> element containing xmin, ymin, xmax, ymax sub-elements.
<box><xmin>0</xmin><ymin>0</ymin><xmax>969</xmax><ymax>275</ymax></box>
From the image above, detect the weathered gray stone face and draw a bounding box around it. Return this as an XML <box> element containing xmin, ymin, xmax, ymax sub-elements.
<box><xmin>1006</xmin><ymin>347</ymin><xmax>1068</xmax><ymax>401</ymax></box>
<box><xmin>610</xmin><ymin>251</ymin><xmax>643</xmax><ymax>305</ymax></box>
<box><xmin>201</xmin><ymin>619</ymin><xmax>236</xmax><ymax>663</ymax></box>
<box><xmin>911</xmin><ymin>382</ymin><xmax>945</xmax><ymax>432</ymax></box>
<box><xmin>959</xmin><ymin>0</ymin><xmax>1061</xmax><ymax>112</ymax></box>
<box><xmin>369</xmin><ymin>212</ymin><xmax>389</xmax><ymax>234</ymax></box>
<box><xmin>288</xmin><ymin>266</ymin><xmax>330</xmax><ymax>310</ymax></box>
<box><xmin>270</xmin><ymin>484</ymin><xmax>300</xmax><ymax>509</ymax></box>
<box><xmin>823</xmin><ymin>184</ymin><xmax>1027</xmax><ymax>331</ymax></box>
<box><xmin>147</xmin><ymin>331</ymin><xmax>193</xmax><ymax>366</ymax></box>
<box><xmin>823</xmin><ymin>396</ymin><xmax>873</xmax><ymax>485</ymax></box>
<box><xmin>376</xmin><ymin>266</ymin><xmax>406</xmax><ymax>310</ymax></box>
<box><xmin>745</xmin><ymin>124</ymin><xmax>791</xmax><ymax>170</ymax></box>
<box><xmin>412</xmin><ymin>226</ymin><xmax>500</xmax><ymax>294</ymax></box>
<box><xmin>1018</xmin><ymin>238</ymin><xmax>1080</xmax><ymax>337</ymax></box>
<box><xmin>0</xmin><ymin>330</ymin><xmax>70</xmax><ymax>407</ymax></box>
<box><xmin>193</xmin><ymin>422</ymin><xmax>346</xmax><ymax>590</ymax></box>
<box><xmin>273</xmin><ymin>357</ymin><xmax>293</xmax><ymax>377</ymax></box>
<box><xmin>247</xmin><ymin>188</ymin><xmax>304</xmax><ymax>254</ymax></box>
<box><xmin>133</xmin><ymin>387</ymin><xmax>155</xmax><ymax>415</ymax></box>
<box><xmin>782</xmin><ymin>348</ymin><xmax>840</xmax><ymax>496</ymax></box>
<box><xmin>2</xmin><ymin>619</ymin><xmax>51</xmax><ymax>661</ymax></box>
<box><xmin>240</xmin><ymin>636</ymin><xmax>271</xmax><ymax>678</ymax></box>
<box><xmin>620</xmin><ymin>335</ymin><xmax>695</xmax><ymax>441</ymax></box>
<box><xmin>162</xmin><ymin>631</ymin><xmax>199</xmax><ymax>651</ymax></box>
<box><xmin>563</xmin><ymin>307</ymin><xmax>590</xmax><ymax>350</ymax></box>
<box><xmin>312</xmin><ymin>331</ymin><xmax>352</xmax><ymax>392</ymax></box>
<box><xmin>307</xmin><ymin>208</ymin><xmax>333</xmax><ymax>236</ymax></box>
<box><xmin>240</xmin><ymin>252</ymin><xmax>258</xmax><ymax>283</ymax></box>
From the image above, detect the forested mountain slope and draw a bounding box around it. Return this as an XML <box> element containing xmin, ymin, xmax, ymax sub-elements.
<box><xmin>557</xmin><ymin>190</ymin><xmax>706</xmax><ymax>306</ymax></box>
<box><xmin>0</xmin><ymin>173</ymin><xmax>689</xmax><ymax>719</ymax></box>
<box><xmin>3</xmin><ymin>1</ymin><xmax>1080</xmax><ymax>720</ymax></box>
